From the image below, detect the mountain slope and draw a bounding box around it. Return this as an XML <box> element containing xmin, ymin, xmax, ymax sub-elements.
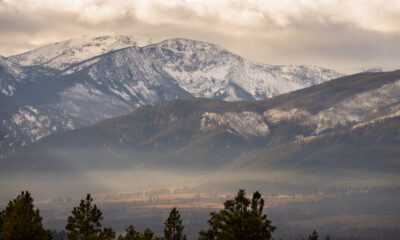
<box><xmin>0</xmin><ymin>56</ymin><xmax>26</xmax><ymax>96</ymax></box>
<box><xmin>142</xmin><ymin>38</ymin><xmax>340</xmax><ymax>100</ymax></box>
<box><xmin>4</xmin><ymin>70</ymin><xmax>399</xmax><ymax>173</ymax></box>
<box><xmin>226</xmin><ymin>115</ymin><xmax>400</xmax><ymax>172</ymax></box>
<box><xmin>8</xmin><ymin>35</ymin><xmax>137</xmax><ymax>70</ymax></box>
<box><xmin>1</xmin><ymin>36</ymin><xmax>342</xmax><ymax>158</ymax></box>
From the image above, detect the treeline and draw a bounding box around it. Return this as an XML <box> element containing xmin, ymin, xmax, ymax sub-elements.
<box><xmin>0</xmin><ymin>189</ymin><xmax>319</xmax><ymax>240</ymax></box>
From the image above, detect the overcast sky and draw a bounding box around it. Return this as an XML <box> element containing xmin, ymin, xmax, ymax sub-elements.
<box><xmin>0</xmin><ymin>0</ymin><xmax>399</xmax><ymax>73</ymax></box>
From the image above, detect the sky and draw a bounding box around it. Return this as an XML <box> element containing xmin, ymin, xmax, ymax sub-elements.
<box><xmin>0</xmin><ymin>0</ymin><xmax>399</xmax><ymax>73</ymax></box>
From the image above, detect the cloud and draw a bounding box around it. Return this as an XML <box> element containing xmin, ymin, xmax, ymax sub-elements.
<box><xmin>0</xmin><ymin>0</ymin><xmax>399</xmax><ymax>73</ymax></box>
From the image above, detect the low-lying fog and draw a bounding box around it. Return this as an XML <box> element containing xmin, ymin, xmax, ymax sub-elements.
<box><xmin>1</xmin><ymin>148</ymin><xmax>400</xmax><ymax>239</ymax></box>
<box><xmin>1</xmin><ymin>148</ymin><xmax>399</xmax><ymax>202</ymax></box>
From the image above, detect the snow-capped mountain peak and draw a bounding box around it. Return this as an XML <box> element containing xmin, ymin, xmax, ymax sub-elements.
<box><xmin>142</xmin><ymin>38</ymin><xmax>343</xmax><ymax>100</ymax></box>
<box><xmin>8</xmin><ymin>35</ymin><xmax>137</xmax><ymax>70</ymax></box>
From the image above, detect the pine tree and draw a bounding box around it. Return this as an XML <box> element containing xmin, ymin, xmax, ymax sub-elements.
<box><xmin>118</xmin><ymin>225</ymin><xmax>157</xmax><ymax>240</ymax></box>
<box><xmin>0</xmin><ymin>211</ymin><xmax>3</xmax><ymax>232</ymax></box>
<box><xmin>99</xmin><ymin>227</ymin><xmax>116</xmax><ymax>240</ymax></box>
<box><xmin>0</xmin><ymin>191</ymin><xmax>51</xmax><ymax>240</ymax></box>
<box><xmin>163</xmin><ymin>208</ymin><xmax>186</xmax><ymax>240</ymax></box>
<box><xmin>118</xmin><ymin>225</ymin><xmax>139</xmax><ymax>240</ymax></box>
<box><xmin>142</xmin><ymin>228</ymin><xmax>155</xmax><ymax>240</ymax></box>
<box><xmin>308</xmin><ymin>230</ymin><xmax>318</xmax><ymax>240</ymax></box>
<box><xmin>199</xmin><ymin>189</ymin><xmax>275</xmax><ymax>240</ymax></box>
<box><xmin>65</xmin><ymin>193</ymin><xmax>115</xmax><ymax>240</ymax></box>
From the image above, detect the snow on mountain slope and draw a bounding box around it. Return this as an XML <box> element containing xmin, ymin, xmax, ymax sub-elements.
<box><xmin>55</xmin><ymin>83</ymin><xmax>133</xmax><ymax>125</ymax></box>
<box><xmin>263</xmin><ymin>79</ymin><xmax>400</xmax><ymax>133</ymax></box>
<box><xmin>1</xmin><ymin>36</ymin><xmax>345</xmax><ymax>158</ymax></box>
<box><xmin>0</xmin><ymin>105</ymin><xmax>76</xmax><ymax>159</ymax></box>
<box><xmin>314</xmin><ymin>79</ymin><xmax>400</xmax><ymax>133</ymax></box>
<box><xmin>8</xmin><ymin>35</ymin><xmax>137</xmax><ymax>70</ymax></box>
<box><xmin>143</xmin><ymin>38</ymin><xmax>343</xmax><ymax>100</ymax></box>
<box><xmin>63</xmin><ymin>38</ymin><xmax>342</xmax><ymax>120</ymax></box>
<box><xmin>198</xmin><ymin>78</ymin><xmax>400</xmax><ymax>141</ymax></box>
<box><xmin>265</xmin><ymin>65</ymin><xmax>341</xmax><ymax>86</ymax></box>
<box><xmin>200</xmin><ymin>111</ymin><xmax>270</xmax><ymax>137</ymax></box>
<box><xmin>0</xmin><ymin>56</ymin><xmax>26</xmax><ymax>96</ymax></box>
<box><xmin>0</xmin><ymin>56</ymin><xmax>25</xmax><ymax>77</ymax></box>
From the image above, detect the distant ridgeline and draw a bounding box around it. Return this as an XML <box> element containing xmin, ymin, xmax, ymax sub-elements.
<box><xmin>2</xmin><ymin>70</ymin><xmax>400</xmax><ymax>175</ymax></box>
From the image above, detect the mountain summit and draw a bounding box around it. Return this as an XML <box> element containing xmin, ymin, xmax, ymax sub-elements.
<box><xmin>8</xmin><ymin>35</ymin><xmax>137</xmax><ymax>70</ymax></box>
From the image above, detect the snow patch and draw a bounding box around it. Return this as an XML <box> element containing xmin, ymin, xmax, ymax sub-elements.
<box><xmin>351</xmin><ymin>110</ymin><xmax>400</xmax><ymax>130</ymax></box>
<box><xmin>109</xmin><ymin>87</ymin><xmax>131</xmax><ymax>101</ymax></box>
<box><xmin>264</xmin><ymin>108</ymin><xmax>313</xmax><ymax>125</ymax></box>
<box><xmin>201</xmin><ymin>111</ymin><xmax>269</xmax><ymax>137</ymax></box>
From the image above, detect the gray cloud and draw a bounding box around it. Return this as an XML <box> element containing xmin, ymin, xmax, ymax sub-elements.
<box><xmin>0</xmin><ymin>0</ymin><xmax>399</xmax><ymax>73</ymax></box>
<box><xmin>252</xmin><ymin>10</ymin><xmax>400</xmax><ymax>72</ymax></box>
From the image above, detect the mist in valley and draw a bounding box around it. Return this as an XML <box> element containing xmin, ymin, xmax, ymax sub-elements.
<box><xmin>2</xmin><ymin>146</ymin><xmax>399</xmax><ymax>200</ymax></box>
<box><xmin>1</xmin><ymin>146</ymin><xmax>399</xmax><ymax>239</ymax></box>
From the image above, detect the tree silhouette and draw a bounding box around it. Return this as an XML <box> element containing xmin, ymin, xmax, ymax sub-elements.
<box><xmin>65</xmin><ymin>193</ymin><xmax>115</xmax><ymax>240</ymax></box>
<box><xmin>0</xmin><ymin>191</ymin><xmax>51</xmax><ymax>240</ymax></box>
<box><xmin>199</xmin><ymin>189</ymin><xmax>275</xmax><ymax>240</ymax></box>
<box><xmin>308</xmin><ymin>230</ymin><xmax>318</xmax><ymax>240</ymax></box>
<box><xmin>142</xmin><ymin>228</ymin><xmax>156</xmax><ymax>240</ymax></box>
<box><xmin>118</xmin><ymin>225</ymin><xmax>159</xmax><ymax>240</ymax></box>
<box><xmin>118</xmin><ymin>225</ymin><xmax>139</xmax><ymax>240</ymax></box>
<box><xmin>163</xmin><ymin>208</ymin><xmax>186</xmax><ymax>240</ymax></box>
<box><xmin>0</xmin><ymin>211</ymin><xmax>3</xmax><ymax>232</ymax></box>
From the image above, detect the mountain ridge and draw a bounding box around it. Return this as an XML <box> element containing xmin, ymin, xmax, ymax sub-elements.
<box><xmin>7</xmin><ymin>35</ymin><xmax>138</xmax><ymax>70</ymax></box>
<box><xmin>3</xmin><ymin>70</ymin><xmax>399</xmax><ymax>173</ymax></box>
<box><xmin>1</xmin><ymin>35</ymin><xmax>343</xmax><ymax>158</ymax></box>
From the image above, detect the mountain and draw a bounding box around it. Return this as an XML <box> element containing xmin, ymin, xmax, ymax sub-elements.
<box><xmin>8</xmin><ymin>35</ymin><xmax>137</xmax><ymax>71</ymax></box>
<box><xmin>140</xmin><ymin>39</ymin><xmax>340</xmax><ymax>100</ymax></box>
<box><xmin>0</xmin><ymin>35</ymin><xmax>342</xmax><ymax>158</ymax></box>
<box><xmin>4</xmin><ymin>70</ymin><xmax>399</xmax><ymax>174</ymax></box>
